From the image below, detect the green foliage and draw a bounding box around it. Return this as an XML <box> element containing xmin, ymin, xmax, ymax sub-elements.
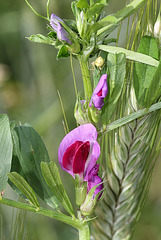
<box><xmin>0</xmin><ymin>114</ymin><xmax>13</xmax><ymax>192</ymax></box>
<box><xmin>102</xmin><ymin>53</ymin><xmax>126</xmax><ymax>125</ymax></box>
<box><xmin>57</xmin><ymin>45</ymin><xmax>70</xmax><ymax>58</ymax></box>
<box><xmin>86</xmin><ymin>0</ymin><xmax>107</xmax><ymax>19</ymax></box>
<box><xmin>8</xmin><ymin>172</ymin><xmax>39</xmax><ymax>208</ymax></box>
<box><xmin>41</xmin><ymin>162</ymin><xmax>74</xmax><ymax>216</ymax></box>
<box><xmin>97</xmin><ymin>0</ymin><xmax>147</xmax><ymax>39</ymax></box>
<box><xmin>27</xmin><ymin>34</ymin><xmax>55</xmax><ymax>45</ymax></box>
<box><xmin>98</xmin><ymin>44</ymin><xmax>159</xmax><ymax>67</ymax></box>
<box><xmin>76</xmin><ymin>0</ymin><xmax>89</xmax><ymax>9</ymax></box>
<box><xmin>11</xmin><ymin>125</ymin><xmax>59</xmax><ymax>209</ymax></box>
<box><xmin>133</xmin><ymin>36</ymin><xmax>160</xmax><ymax>107</ymax></box>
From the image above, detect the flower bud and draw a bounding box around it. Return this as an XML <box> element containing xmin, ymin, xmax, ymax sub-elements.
<box><xmin>80</xmin><ymin>164</ymin><xmax>103</xmax><ymax>216</ymax></box>
<box><xmin>89</xmin><ymin>74</ymin><xmax>108</xmax><ymax>110</ymax></box>
<box><xmin>50</xmin><ymin>14</ymin><xmax>72</xmax><ymax>44</ymax></box>
<box><xmin>154</xmin><ymin>12</ymin><xmax>161</xmax><ymax>38</ymax></box>
<box><xmin>89</xmin><ymin>106</ymin><xmax>101</xmax><ymax>123</ymax></box>
<box><xmin>80</xmin><ymin>181</ymin><xmax>103</xmax><ymax>216</ymax></box>
<box><xmin>74</xmin><ymin>97</ymin><xmax>91</xmax><ymax>124</ymax></box>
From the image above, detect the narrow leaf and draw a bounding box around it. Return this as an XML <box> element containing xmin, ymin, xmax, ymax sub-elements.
<box><xmin>98</xmin><ymin>45</ymin><xmax>159</xmax><ymax>67</ymax></box>
<box><xmin>99</xmin><ymin>101</ymin><xmax>161</xmax><ymax>136</ymax></box>
<box><xmin>27</xmin><ymin>34</ymin><xmax>55</xmax><ymax>45</ymax></box>
<box><xmin>0</xmin><ymin>114</ymin><xmax>13</xmax><ymax>192</ymax></box>
<box><xmin>41</xmin><ymin>162</ymin><xmax>74</xmax><ymax>216</ymax></box>
<box><xmin>97</xmin><ymin>0</ymin><xmax>147</xmax><ymax>37</ymax></box>
<box><xmin>8</xmin><ymin>172</ymin><xmax>39</xmax><ymax>208</ymax></box>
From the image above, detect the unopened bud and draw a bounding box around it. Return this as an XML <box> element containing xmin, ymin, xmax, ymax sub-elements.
<box><xmin>74</xmin><ymin>97</ymin><xmax>91</xmax><ymax>124</ymax></box>
<box><xmin>80</xmin><ymin>182</ymin><xmax>103</xmax><ymax>216</ymax></box>
<box><xmin>89</xmin><ymin>107</ymin><xmax>101</xmax><ymax>123</ymax></box>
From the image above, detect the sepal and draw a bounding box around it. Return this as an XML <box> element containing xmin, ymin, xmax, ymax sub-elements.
<box><xmin>80</xmin><ymin>182</ymin><xmax>104</xmax><ymax>216</ymax></box>
<box><xmin>74</xmin><ymin>96</ymin><xmax>91</xmax><ymax>124</ymax></box>
<box><xmin>75</xmin><ymin>175</ymin><xmax>87</xmax><ymax>206</ymax></box>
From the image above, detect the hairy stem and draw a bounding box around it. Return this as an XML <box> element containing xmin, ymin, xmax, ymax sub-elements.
<box><xmin>78</xmin><ymin>223</ymin><xmax>91</xmax><ymax>240</ymax></box>
<box><xmin>78</xmin><ymin>55</ymin><xmax>92</xmax><ymax>100</ymax></box>
<box><xmin>0</xmin><ymin>197</ymin><xmax>80</xmax><ymax>229</ymax></box>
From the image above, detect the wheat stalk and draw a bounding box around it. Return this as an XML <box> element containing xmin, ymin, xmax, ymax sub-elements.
<box><xmin>92</xmin><ymin>86</ymin><xmax>161</xmax><ymax>240</ymax></box>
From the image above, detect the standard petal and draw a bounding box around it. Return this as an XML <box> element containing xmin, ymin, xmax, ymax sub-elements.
<box><xmin>58</xmin><ymin>124</ymin><xmax>98</xmax><ymax>176</ymax></box>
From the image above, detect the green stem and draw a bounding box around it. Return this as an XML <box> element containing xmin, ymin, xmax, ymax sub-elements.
<box><xmin>0</xmin><ymin>197</ymin><xmax>80</xmax><ymax>229</ymax></box>
<box><xmin>0</xmin><ymin>197</ymin><xmax>91</xmax><ymax>239</ymax></box>
<box><xmin>78</xmin><ymin>223</ymin><xmax>91</xmax><ymax>240</ymax></box>
<box><xmin>78</xmin><ymin>56</ymin><xmax>92</xmax><ymax>100</ymax></box>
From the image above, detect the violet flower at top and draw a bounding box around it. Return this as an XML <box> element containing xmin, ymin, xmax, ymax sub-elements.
<box><xmin>58</xmin><ymin>123</ymin><xmax>100</xmax><ymax>180</ymax></box>
<box><xmin>50</xmin><ymin>13</ymin><xmax>72</xmax><ymax>44</ymax></box>
<box><xmin>89</xmin><ymin>74</ymin><xmax>108</xmax><ymax>110</ymax></box>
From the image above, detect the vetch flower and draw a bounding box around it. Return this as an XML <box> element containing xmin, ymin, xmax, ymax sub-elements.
<box><xmin>89</xmin><ymin>74</ymin><xmax>108</xmax><ymax>110</ymax></box>
<box><xmin>58</xmin><ymin>123</ymin><xmax>100</xmax><ymax>180</ymax></box>
<box><xmin>50</xmin><ymin>13</ymin><xmax>72</xmax><ymax>44</ymax></box>
<box><xmin>87</xmin><ymin>164</ymin><xmax>103</xmax><ymax>199</ymax></box>
<box><xmin>80</xmin><ymin>164</ymin><xmax>103</xmax><ymax>216</ymax></box>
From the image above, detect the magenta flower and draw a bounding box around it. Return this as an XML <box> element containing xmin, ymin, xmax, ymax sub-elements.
<box><xmin>50</xmin><ymin>13</ymin><xmax>72</xmax><ymax>44</ymax></box>
<box><xmin>87</xmin><ymin>164</ymin><xmax>103</xmax><ymax>198</ymax></box>
<box><xmin>89</xmin><ymin>74</ymin><xmax>108</xmax><ymax>110</ymax></box>
<box><xmin>58</xmin><ymin>123</ymin><xmax>100</xmax><ymax>180</ymax></box>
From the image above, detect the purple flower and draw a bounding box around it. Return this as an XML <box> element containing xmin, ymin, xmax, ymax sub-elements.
<box><xmin>89</xmin><ymin>74</ymin><xmax>108</xmax><ymax>110</ymax></box>
<box><xmin>87</xmin><ymin>164</ymin><xmax>103</xmax><ymax>198</ymax></box>
<box><xmin>50</xmin><ymin>13</ymin><xmax>72</xmax><ymax>44</ymax></box>
<box><xmin>58</xmin><ymin>123</ymin><xmax>100</xmax><ymax>180</ymax></box>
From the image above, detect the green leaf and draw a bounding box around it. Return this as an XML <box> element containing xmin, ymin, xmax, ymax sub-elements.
<box><xmin>88</xmin><ymin>15</ymin><xmax>117</xmax><ymax>35</ymax></box>
<box><xmin>102</xmin><ymin>53</ymin><xmax>126</xmax><ymax>124</ymax></box>
<box><xmin>97</xmin><ymin>0</ymin><xmax>147</xmax><ymax>38</ymax></box>
<box><xmin>41</xmin><ymin>162</ymin><xmax>74</xmax><ymax>216</ymax></box>
<box><xmin>86</xmin><ymin>0</ymin><xmax>107</xmax><ymax>19</ymax></box>
<box><xmin>133</xmin><ymin>36</ymin><xmax>159</xmax><ymax>107</ymax></box>
<box><xmin>27</xmin><ymin>34</ymin><xmax>55</xmax><ymax>45</ymax></box>
<box><xmin>98</xmin><ymin>44</ymin><xmax>159</xmax><ymax>67</ymax></box>
<box><xmin>8</xmin><ymin>172</ymin><xmax>39</xmax><ymax>208</ymax></box>
<box><xmin>76</xmin><ymin>0</ymin><xmax>89</xmax><ymax>9</ymax></box>
<box><xmin>144</xmin><ymin>58</ymin><xmax>161</xmax><ymax>106</ymax></box>
<box><xmin>57</xmin><ymin>45</ymin><xmax>70</xmax><ymax>58</ymax></box>
<box><xmin>0</xmin><ymin>114</ymin><xmax>13</xmax><ymax>192</ymax></box>
<box><xmin>99</xmin><ymin>101</ymin><xmax>161</xmax><ymax>136</ymax></box>
<box><xmin>12</xmin><ymin>125</ymin><xmax>59</xmax><ymax>209</ymax></box>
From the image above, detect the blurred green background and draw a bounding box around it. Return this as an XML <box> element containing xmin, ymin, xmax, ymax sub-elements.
<box><xmin>0</xmin><ymin>0</ymin><xmax>161</xmax><ymax>239</ymax></box>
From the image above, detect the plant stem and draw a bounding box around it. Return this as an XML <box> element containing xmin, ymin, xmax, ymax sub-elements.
<box><xmin>78</xmin><ymin>223</ymin><xmax>91</xmax><ymax>240</ymax></box>
<box><xmin>0</xmin><ymin>197</ymin><xmax>91</xmax><ymax>239</ymax></box>
<box><xmin>0</xmin><ymin>198</ymin><xmax>80</xmax><ymax>229</ymax></box>
<box><xmin>78</xmin><ymin>56</ymin><xmax>92</xmax><ymax>100</ymax></box>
